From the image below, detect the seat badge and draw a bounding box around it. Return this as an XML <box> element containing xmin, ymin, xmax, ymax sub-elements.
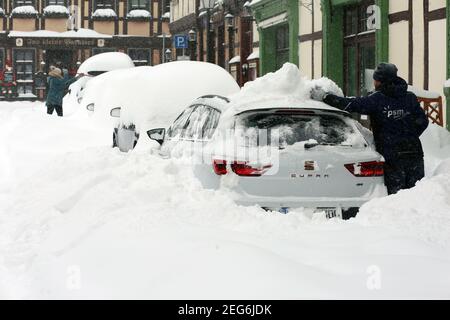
<box><xmin>304</xmin><ymin>161</ymin><xmax>316</xmax><ymax>171</ymax></box>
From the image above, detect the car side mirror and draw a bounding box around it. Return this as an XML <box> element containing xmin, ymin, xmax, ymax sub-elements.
<box><xmin>86</xmin><ymin>103</ymin><xmax>95</xmax><ymax>111</ymax></box>
<box><xmin>147</xmin><ymin>128</ymin><xmax>166</xmax><ymax>145</ymax></box>
<box><xmin>110</xmin><ymin>107</ymin><xmax>121</xmax><ymax>118</ymax></box>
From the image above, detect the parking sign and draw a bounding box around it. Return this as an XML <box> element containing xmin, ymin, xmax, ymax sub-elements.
<box><xmin>174</xmin><ymin>35</ymin><xmax>189</xmax><ymax>49</ymax></box>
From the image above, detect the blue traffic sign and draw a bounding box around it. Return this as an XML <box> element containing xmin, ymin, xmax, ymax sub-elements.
<box><xmin>174</xmin><ymin>34</ymin><xmax>189</xmax><ymax>49</ymax></box>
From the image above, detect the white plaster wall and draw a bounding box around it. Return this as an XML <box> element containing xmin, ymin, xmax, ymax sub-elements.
<box><xmin>412</xmin><ymin>0</ymin><xmax>425</xmax><ymax>89</ymax></box>
<box><xmin>314</xmin><ymin>39</ymin><xmax>322</xmax><ymax>78</ymax></box>
<box><xmin>389</xmin><ymin>21</ymin><xmax>409</xmax><ymax>81</ymax></box>
<box><xmin>299</xmin><ymin>3</ymin><xmax>312</xmax><ymax>35</ymax></box>
<box><xmin>389</xmin><ymin>0</ymin><xmax>409</xmax><ymax>13</ymax></box>
<box><xmin>313</xmin><ymin>0</ymin><xmax>322</xmax><ymax>31</ymax></box>
<box><xmin>299</xmin><ymin>41</ymin><xmax>312</xmax><ymax>78</ymax></box>
<box><xmin>429</xmin><ymin>0</ymin><xmax>446</xmax><ymax>11</ymax></box>
<box><xmin>428</xmin><ymin>19</ymin><xmax>447</xmax><ymax>116</ymax></box>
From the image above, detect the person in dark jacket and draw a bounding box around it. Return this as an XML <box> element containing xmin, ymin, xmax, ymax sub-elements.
<box><xmin>46</xmin><ymin>67</ymin><xmax>66</xmax><ymax>116</ymax></box>
<box><xmin>311</xmin><ymin>62</ymin><xmax>429</xmax><ymax>195</ymax></box>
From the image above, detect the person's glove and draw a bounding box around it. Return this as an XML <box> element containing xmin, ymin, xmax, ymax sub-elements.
<box><xmin>310</xmin><ymin>86</ymin><xmax>327</xmax><ymax>101</ymax></box>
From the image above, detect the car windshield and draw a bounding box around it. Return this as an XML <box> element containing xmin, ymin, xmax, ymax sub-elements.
<box><xmin>235</xmin><ymin>110</ymin><xmax>360</xmax><ymax>147</ymax></box>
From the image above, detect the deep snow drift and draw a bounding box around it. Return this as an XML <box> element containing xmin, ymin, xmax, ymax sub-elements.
<box><xmin>1</xmin><ymin>64</ymin><xmax>450</xmax><ymax>298</ymax></box>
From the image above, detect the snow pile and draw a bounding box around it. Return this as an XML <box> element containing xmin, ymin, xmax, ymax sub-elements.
<box><xmin>445</xmin><ymin>79</ymin><xmax>450</xmax><ymax>88</ymax></box>
<box><xmin>43</xmin><ymin>5</ymin><xmax>69</xmax><ymax>16</ymax></box>
<box><xmin>421</xmin><ymin>123</ymin><xmax>450</xmax><ymax>175</ymax></box>
<box><xmin>127</xmin><ymin>9</ymin><xmax>151</xmax><ymax>19</ymax></box>
<box><xmin>77</xmin><ymin>52</ymin><xmax>134</xmax><ymax>75</ymax></box>
<box><xmin>1</xmin><ymin>101</ymin><xmax>450</xmax><ymax>299</ymax></box>
<box><xmin>0</xmin><ymin>8</ymin><xmax>4</xmax><ymax>15</ymax></box>
<box><xmin>92</xmin><ymin>8</ymin><xmax>117</xmax><ymax>18</ymax></box>
<box><xmin>408</xmin><ymin>85</ymin><xmax>441</xmax><ymax>99</ymax></box>
<box><xmin>355</xmin><ymin>124</ymin><xmax>450</xmax><ymax>245</ymax></box>
<box><xmin>224</xmin><ymin>63</ymin><xmax>344</xmax><ymax>120</ymax></box>
<box><xmin>83</xmin><ymin>62</ymin><xmax>240</xmax><ymax>147</ymax></box>
<box><xmin>11</xmin><ymin>5</ymin><xmax>38</xmax><ymax>16</ymax></box>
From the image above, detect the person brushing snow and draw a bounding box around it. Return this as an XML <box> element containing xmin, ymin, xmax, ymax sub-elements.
<box><xmin>46</xmin><ymin>67</ymin><xmax>78</xmax><ymax>117</ymax></box>
<box><xmin>311</xmin><ymin>62</ymin><xmax>429</xmax><ymax>195</ymax></box>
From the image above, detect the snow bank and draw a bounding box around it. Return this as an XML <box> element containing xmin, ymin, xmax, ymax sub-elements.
<box><xmin>408</xmin><ymin>85</ymin><xmax>441</xmax><ymax>99</ymax></box>
<box><xmin>1</xmin><ymin>101</ymin><xmax>450</xmax><ymax>299</ymax></box>
<box><xmin>0</xmin><ymin>7</ymin><xmax>5</xmax><ymax>15</ymax></box>
<box><xmin>445</xmin><ymin>79</ymin><xmax>450</xmax><ymax>88</ymax></box>
<box><xmin>355</xmin><ymin>124</ymin><xmax>450</xmax><ymax>245</ymax></box>
<box><xmin>77</xmin><ymin>52</ymin><xmax>134</xmax><ymax>75</ymax></box>
<box><xmin>420</xmin><ymin>124</ymin><xmax>450</xmax><ymax>176</ymax></box>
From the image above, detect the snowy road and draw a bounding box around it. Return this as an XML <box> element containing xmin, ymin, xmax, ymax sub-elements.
<box><xmin>1</xmin><ymin>101</ymin><xmax>450</xmax><ymax>299</ymax></box>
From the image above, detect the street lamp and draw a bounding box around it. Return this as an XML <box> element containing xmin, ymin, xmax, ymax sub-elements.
<box><xmin>199</xmin><ymin>0</ymin><xmax>216</xmax><ymax>63</ymax></box>
<box><xmin>188</xmin><ymin>29</ymin><xmax>196</xmax><ymax>42</ymax></box>
<box><xmin>165</xmin><ymin>49</ymin><xmax>172</xmax><ymax>62</ymax></box>
<box><xmin>225</xmin><ymin>13</ymin><xmax>234</xmax><ymax>29</ymax></box>
<box><xmin>188</xmin><ymin>29</ymin><xmax>197</xmax><ymax>61</ymax></box>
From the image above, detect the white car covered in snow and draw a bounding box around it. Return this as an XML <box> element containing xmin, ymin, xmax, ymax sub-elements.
<box><xmin>106</xmin><ymin>61</ymin><xmax>240</xmax><ymax>152</ymax></box>
<box><xmin>147</xmin><ymin>64</ymin><xmax>387</xmax><ymax>218</ymax></box>
<box><xmin>63</xmin><ymin>52</ymin><xmax>135</xmax><ymax>111</ymax></box>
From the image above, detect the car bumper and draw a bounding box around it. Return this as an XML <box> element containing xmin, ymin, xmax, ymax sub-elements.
<box><xmin>234</xmin><ymin>195</ymin><xmax>380</xmax><ymax>211</ymax></box>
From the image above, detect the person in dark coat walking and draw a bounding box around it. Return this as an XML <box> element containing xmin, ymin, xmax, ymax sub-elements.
<box><xmin>311</xmin><ymin>63</ymin><xmax>429</xmax><ymax>195</ymax></box>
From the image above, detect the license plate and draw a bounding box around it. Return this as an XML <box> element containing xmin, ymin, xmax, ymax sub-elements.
<box><xmin>315</xmin><ymin>208</ymin><xmax>341</xmax><ymax>219</ymax></box>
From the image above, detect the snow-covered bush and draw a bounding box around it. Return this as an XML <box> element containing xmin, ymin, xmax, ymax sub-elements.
<box><xmin>10</xmin><ymin>5</ymin><xmax>38</xmax><ymax>17</ymax></box>
<box><xmin>43</xmin><ymin>5</ymin><xmax>69</xmax><ymax>18</ymax></box>
<box><xmin>92</xmin><ymin>8</ymin><xmax>117</xmax><ymax>20</ymax></box>
<box><xmin>126</xmin><ymin>9</ymin><xmax>151</xmax><ymax>21</ymax></box>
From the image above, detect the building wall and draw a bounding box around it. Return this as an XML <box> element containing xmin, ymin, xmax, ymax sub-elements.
<box><xmin>389</xmin><ymin>0</ymin><xmax>447</xmax><ymax>122</ymax></box>
<box><xmin>298</xmin><ymin>0</ymin><xmax>322</xmax><ymax>79</ymax></box>
<box><xmin>44</xmin><ymin>19</ymin><xmax>68</xmax><ymax>33</ymax></box>
<box><xmin>171</xmin><ymin>0</ymin><xmax>195</xmax><ymax>22</ymax></box>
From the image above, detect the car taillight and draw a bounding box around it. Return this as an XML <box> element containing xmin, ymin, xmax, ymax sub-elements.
<box><xmin>212</xmin><ymin>160</ymin><xmax>272</xmax><ymax>177</ymax></box>
<box><xmin>213</xmin><ymin>159</ymin><xmax>227</xmax><ymax>175</ymax></box>
<box><xmin>345</xmin><ymin>161</ymin><xmax>384</xmax><ymax>177</ymax></box>
<box><xmin>231</xmin><ymin>161</ymin><xmax>272</xmax><ymax>177</ymax></box>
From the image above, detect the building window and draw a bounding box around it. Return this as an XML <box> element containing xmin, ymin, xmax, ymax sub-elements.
<box><xmin>95</xmin><ymin>0</ymin><xmax>115</xmax><ymax>9</ymax></box>
<box><xmin>14</xmin><ymin>49</ymin><xmax>35</xmax><ymax>96</ymax></box>
<box><xmin>47</xmin><ymin>0</ymin><xmax>67</xmax><ymax>6</ymax></box>
<box><xmin>128</xmin><ymin>49</ymin><xmax>150</xmax><ymax>66</ymax></box>
<box><xmin>92</xmin><ymin>48</ymin><xmax>115</xmax><ymax>56</ymax></box>
<box><xmin>275</xmin><ymin>24</ymin><xmax>289</xmax><ymax>70</ymax></box>
<box><xmin>14</xmin><ymin>0</ymin><xmax>35</xmax><ymax>7</ymax></box>
<box><xmin>162</xmin><ymin>0</ymin><xmax>170</xmax><ymax>14</ymax></box>
<box><xmin>128</xmin><ymin>0</ymin><xmax>149</xmax><ymax>11</ymax></box>
<box><xmin>343</xmin><ymin>0</ymin><xmax>376</xmax><ymax>97</ymax></box>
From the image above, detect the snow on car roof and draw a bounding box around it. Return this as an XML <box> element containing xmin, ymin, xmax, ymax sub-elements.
<box><xmin>221</xmin><ymin>63</ymin><xmax>346</xmax><ymax>122</ymax></box>
<box><xmin>85</xmin><ymin>61</ymin><xmax>240</xmax><ymax>131</ymax></box>
<box><xmin>77</xmin><ymin>52</ymin><xmax>135</xmax><ymax>74</ymax></box>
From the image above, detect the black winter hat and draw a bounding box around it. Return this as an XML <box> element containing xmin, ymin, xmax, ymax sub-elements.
<box><xmin>373</xmin><ymin>62</ymin><xmax>398</xmax><ymax>82</ymax></box>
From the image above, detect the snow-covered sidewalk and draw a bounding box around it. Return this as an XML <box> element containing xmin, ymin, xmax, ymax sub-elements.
<box><xmin>0</xmin><ymin>101</ymin><xmax>449</xmax><ymax>299</ymax></box>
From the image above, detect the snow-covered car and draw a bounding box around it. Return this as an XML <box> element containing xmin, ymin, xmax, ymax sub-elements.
<box><xmin>148</xmin><ymin>97</ymin><xmax>387</xmax><ymax>219</ymax></box>
<box><xmin>108</xmin><ymin>61</ymin><xmax>240</xmax><ymax>152</ymax></box>
<box><xmin>63</xmin><ymin>52</ymin><xmax>135</xmax><ymax>112</ymax></box>
<box><xmin>147</xmin><ymin>63</ymin><xmax>387</xmax><ymax>218</ymax></box>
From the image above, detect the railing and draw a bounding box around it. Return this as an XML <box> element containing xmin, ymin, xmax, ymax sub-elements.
<box><xmin>417</xmin><ymin>96</ymin><xmax>444</xmax><ymax>127</ymax></box>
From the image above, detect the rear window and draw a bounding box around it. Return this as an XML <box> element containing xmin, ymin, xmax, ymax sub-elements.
<box><xmin>235</xmin><ymin>111</ymin><xmax>362</xmax><ymax>147</ymax></box>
